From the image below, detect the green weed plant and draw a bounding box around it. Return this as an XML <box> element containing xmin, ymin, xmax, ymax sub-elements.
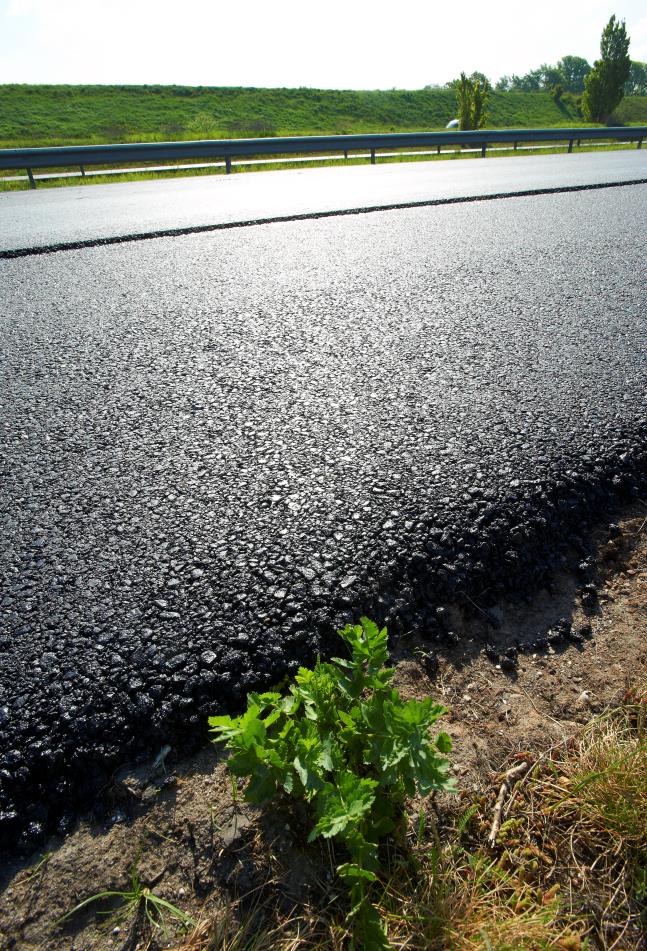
<box><xmin>59</xmin><ymin>864</ymin><xmax>194</xmax><ymax>935</ymax></box>
<box><xmin>209</xmin><ymin>617</ymin><xmax>455</xmax><ymax>949</ymax></box>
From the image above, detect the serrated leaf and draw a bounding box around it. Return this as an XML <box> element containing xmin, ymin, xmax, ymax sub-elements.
<box><xmin>208</xmin><ymin>714</ymin><xmax>240</xmax><ymax>742</ymax></box>
<box><xmin>309</xmin><ymin>772</ymin><xmax>377</xmax><ymax>841</ymax></box>
<box><xmin>318</xmin><ymin>732</ymin><xmax>335</xmax><ymax>771</ymax></box>
<box><xmin>344</xmin><ymin>825</ymin><xmax>381</xmax><ymax>872</ymax></box>
<box><xmin>436</xmin><ymin>731</ymin><xmax>453</xmax><ymax>754</ymax></box>
<box><xmin>281</xmin><ymin>769</ymin><xmax>295</xmax><ymax>795</ymax></box>
<box><xmin>293</xmin><ymin>735</ymin><xmax>325</xmax><ymax>794</ymax></box>
<box><xmin>282</xmin><ymin>692</ymin><xmax>300</xmax><ymax>715</ymax></box>
<box><xmin>256</xmin><ymin>743</ymin><xmax>286</xmax><ymax>770</ymax></box>
<box><xmin>207</xmin><ymin>613</ymin><xmax>451</xmax><ymax>951</ymax></box>
<box><xmin>338</xmin><ymin>709</ymin><xmax>358</xmax><ymax>728</ymax></box>
<box><xmin>247</xmin><ymin>691</ymin><xmax>282</xmax><ymax>710</ymax></box>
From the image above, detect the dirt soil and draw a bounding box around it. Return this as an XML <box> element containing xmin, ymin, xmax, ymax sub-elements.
<box><xmin>0</xmin><ymin>508</ymin><xmax>645</xmax><ymax>951</ymax></box>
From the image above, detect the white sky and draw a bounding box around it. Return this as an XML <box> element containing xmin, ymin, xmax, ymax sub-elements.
<box><xmin>1</xmin><ymin>0</ymin><xmax>646</xmax><ymax>88</ymax></box>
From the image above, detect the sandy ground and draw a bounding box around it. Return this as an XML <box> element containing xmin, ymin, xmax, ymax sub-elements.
<box><xmin>0</xmin><ymin>507</ymin><xmax>645</xmax><ymax>951</ymax></box>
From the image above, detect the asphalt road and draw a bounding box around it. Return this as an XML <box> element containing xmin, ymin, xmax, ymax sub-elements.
<box><xmin>1</xmin><ymin>149</ymin><xmax>647</xmax><ymax>253</ymax></box>
<box><xmin>1</xmin><ymin>181</ymin><xmax>646</xmax><ymax>851</ymax></box>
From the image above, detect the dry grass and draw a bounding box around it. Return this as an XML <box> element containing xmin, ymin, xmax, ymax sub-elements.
<box><xmin>175</xmin><ymin>691</ymin><xmax>646</xmax><ymax>951</ymax></box>
<box><xmin>510</xmin><ymin>691</ymin><xmax>647</xmax><ymax>950</ymax></box>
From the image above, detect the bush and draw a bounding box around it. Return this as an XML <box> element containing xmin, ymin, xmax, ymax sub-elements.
<box><xmin>454</xmin><ymin>72</ymin><xmax>489</xmax><ymax>131</ymax></box>
<box><xmin>209</xmin><ymin>617</ymin><xmax>455</xmax><ymax>949</ymax></box>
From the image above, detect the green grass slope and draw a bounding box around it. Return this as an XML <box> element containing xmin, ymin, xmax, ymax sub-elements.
<box><xmin>3</xmin><ymin>84</ymin><xmax>635</xmax><ymax>149</ymax></box>
<box><xmin>1</xmin><ymin>85</ymin><xmax>645</xmax><ymax>149</ymax></box>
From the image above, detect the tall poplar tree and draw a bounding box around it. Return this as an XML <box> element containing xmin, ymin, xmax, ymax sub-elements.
<box><xmin>582</xmin><ymin>15</ymin><xmax>631</xmax><ymax>122</ymax></box>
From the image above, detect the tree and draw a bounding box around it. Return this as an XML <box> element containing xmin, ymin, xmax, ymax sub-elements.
<box><xmin>557</xmin><ymin>55</ymin><xmax>592</xmax><ymax>92</ymax></box>
<box><xmin>582</xmin><ymin>15</ymin><xmax>631</xmax><ymax>122</ymax></box>
<box><xmin>625</xmin><ymin>61</ymin><xmax>647</xmax><ymax>95</ymax></box>
<box><xmin>499</xmin><ymin>67</ymin><xmax>555</xmax><ymax>92</ymax></box>
<box><xmin>511</xmin><ymin>68</ymin><xmax>544</xmax><ymax>91</ymax></box>
<box><xmin>539</xmin><ymin>63</ymin><xmax>564</xmax><ymax>89</ymax></box>
<box><xmin>454</xmin><ymin>72</ymin><xmax>489</xmax><ymax>131</ymax></box>
<box><xmin>468</xmin><ymin>71</ymin><xmax>491</xmax><ymax>88</ymax></box>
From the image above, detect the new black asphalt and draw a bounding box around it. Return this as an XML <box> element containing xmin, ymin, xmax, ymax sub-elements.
<box><xmin>1</xmin><ymin>184</ymin><xmax>646</xmax><ymax>851</ymax></box>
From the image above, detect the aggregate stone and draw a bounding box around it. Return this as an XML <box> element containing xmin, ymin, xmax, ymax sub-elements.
<box><xmin>0</xmin><ymin>187</ymin><xmax>646</xmax><ymax>850</ymax></box>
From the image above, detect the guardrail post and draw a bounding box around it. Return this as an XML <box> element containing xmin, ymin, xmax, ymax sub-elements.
<box><xmin>638</xmin><ymin>138</ymin><xmax>643</xmax><ymax>149</ymax></box>
<box><xmin>568</xmin><ymin>139</ymin><xmax>574</xmax><ymax>153</ymax></box>
<box><xmin>80</xmin><ymin>165</ymin><xmax>85</xmax><ymax>177</ymax></box>
<box><xmin>514</xmin><ymin>141</ymin><xmax>518</xmax><ymax>150</ymax></box>
<box><xmin>344</xmin><ymin>149</ymin><xmax>348</xmax><ymax>159</ymax></box>
<box><xmin>370</xmin><ymin>149</ymin><xmax>376</xmax><ymax>165</ymax></box>
<box><xmin>577</xmin><ymin>138</ymin><xmax>581</xmax><ymax>148</ymax></box>
<box><xmin>481</xmin><ymin>143</ymin><xmax>487</xmax><ymax>157</ymax></box>
<box><xmin>26</xmin><ymin>168</ymin><xmax>36</xmax><ymax>189</ymax></box>
<box><xmin>437</xmin><ymin>144</ymin><xmax>441</xmax><ymax>154</ymax></box>
<box><xmin>225</xmin><ymin>156</ymin><xmax>232</xmax><ymax>174</ymax></box>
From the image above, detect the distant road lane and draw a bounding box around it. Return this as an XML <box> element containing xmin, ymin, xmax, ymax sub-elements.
<box><xmin>1</xmin><ymin>149</ymin><xmax>646</xmax><ymax>252</ymax></box>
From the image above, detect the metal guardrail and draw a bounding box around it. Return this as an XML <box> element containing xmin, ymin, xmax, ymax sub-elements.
<box><xmin>1</xmin><ymin>126</ymin><xmax>645</xmax><ymax>188</ymax></box>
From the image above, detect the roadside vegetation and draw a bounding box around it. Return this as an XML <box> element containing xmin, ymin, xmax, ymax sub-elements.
<box><xmin>2</xmin><ymin>85</ymin><xmax>647</xmax><ymax>151</ymax></box>
<box><xmin>209</xmin><ymin>618</ymin><xmax>455</xmax><ymax>948</ymax></box>
<box><xmin>191</xmin><ymin>651</ymin><xmax>647</xmax><ymax>950</ymax></box>
<box><xmin>224</xmin><ymin>697</ymin><xmax>643</xmax><ymax>951</ymax></box>
<box><xmin>453</xmin><ymin>73</ymin><xmax>489</xmax><ymax>131</ymax></box>
<box><xmin>582</xmin><ymin>16</ymin><xmax>632</xmax><ymax>123</ymax></box>
<box><xmin>51</xmin><ymin>616</ymin><xmax>646</xmax><ymax>951</ymax></box>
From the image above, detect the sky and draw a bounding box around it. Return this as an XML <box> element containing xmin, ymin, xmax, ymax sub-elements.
<box><xmin>1</xmin><ymin>0</ymin><xmax>646</xmax><ymax>89</ymax></box>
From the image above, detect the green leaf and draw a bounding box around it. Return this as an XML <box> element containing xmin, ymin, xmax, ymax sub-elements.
<box><xmin>318</xmin><ymin>731</ymin><xmax>335</xmax><ymax>772</ymax></box>
<box><xmin>293</xmin><ymin>733</ymin><xmax>326</xmax><ymax>794</ymax></box>
<box><xmin>281</xmin><ymin>769</ymin><xmax>295</xmax><ymax>795</ymax></box>
<box><xmin>337</xmin><ymin>863</ymin><xmax>377</xmax><ymax>883</ymax></box>
<box><xmin>351</xmin><ymin>900</ymin><xmax>392</xmax><ymax>951</ymax></box>
<box><xmin>436</xmin><ymin>731</ymin><xmax>453</xmax><ymax>754</ymax></box>
<box><xmin>245</xmin><ymin>769</ymin><xmax>277</xmax><ymax>804</ymax></box>
<box><xmin>370</xmin><ymin>815</ymin><xmax>395</xmax><ymax>837</ymax></box>
<box><xmin>309</xmin><ymin>772</ymin><xmax>377</xmax><ymax>841</ymax></box>
<box><xmin>344</xmin><ymin>826</ymin><xmax>381</xmax><ymax>872</ymax></box>
<box><xmin>247</xmin><ymin>691</ymin><xmax>282</xmax><ymax>710</ymax></box>
<box><xmin>338</xmin><ymin>709</ymin><xmax>358</xmax><ymax>729</ymax></box>
<box><xmin>227</xmin><ymin>748</ymin><xmax>263</xmax><ymax>777</ymax></box>
<box><xmin>208</xmin><ymin>713</ymin><xmax>242</xmax><ymax>743</ymax></box>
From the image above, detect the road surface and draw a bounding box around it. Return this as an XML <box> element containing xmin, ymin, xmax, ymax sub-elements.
<box><xmin>1</xmin><ymin>149</ymin><xmax>646</xmax><ymax>253</ymax></box>
<box><xmin>0</xmin><ymin>171</ymin><xmax>646</xmax><ymax>851</ymax></box>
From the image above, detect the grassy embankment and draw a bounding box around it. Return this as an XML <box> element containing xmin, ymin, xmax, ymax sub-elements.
<box><xmin>0</xmin><ymin>85</ymin><xmax>645</xmax><ymax>189</ymax></box>
<box><xmin>0</xmin><ymin>86</ymin><xmax>591</xmax><ymax>147</ymax></box>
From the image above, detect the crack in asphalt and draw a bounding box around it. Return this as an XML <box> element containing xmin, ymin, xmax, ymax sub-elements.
<box><xmin>2</xmin><ymin>177</ymin><xmax>647</xmax><ymax>259</ymax></box>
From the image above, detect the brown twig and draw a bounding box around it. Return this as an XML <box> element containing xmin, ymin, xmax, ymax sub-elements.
<box><xmin>488</xmin><ymin>760</ymin><xmax>532</xmax><ymax>848</ymax></box>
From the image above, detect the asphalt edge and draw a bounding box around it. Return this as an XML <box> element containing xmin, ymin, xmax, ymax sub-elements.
<box><xmin>2</xmin><ymin>177</ymin><xmax>647</xmax><ymax>259</ymax></box>
<box><xmin>2</xmin><ymin>429</ymin><xmax>646</xmax><ymax>854</ymax></box>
